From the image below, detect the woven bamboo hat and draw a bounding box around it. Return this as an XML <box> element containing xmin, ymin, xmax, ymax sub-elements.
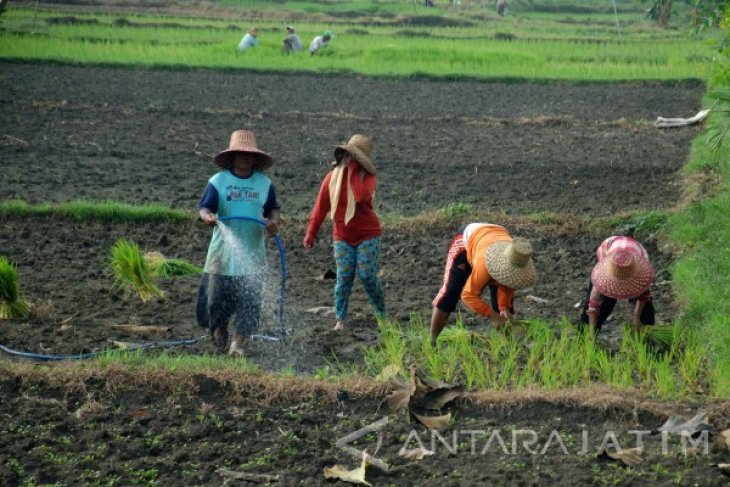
<box><xmin>591</xmin><ymin>249</ymin><xmax>653</xmax><ymax>300</ymax></box>
<box><xmin>213</xmin><ymin>130</ymin><xmax>272</xmax><ymax>170</ymax></box>
<box><xmin>485</xmin><ymin>237</ymin><xmax>537</xmax><ymax>290</ymax></box>
<box><xmin>333</xmin><ymin>134</ymin><xmax>376</xmax><ymax>174</ymax></box>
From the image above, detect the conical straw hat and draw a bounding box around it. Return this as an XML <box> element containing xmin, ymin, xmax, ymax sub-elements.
<box><xmin>333</xmin><ymin>134</ymin><xmax>376</xmax><ymax>174</ymax></box>
<box><xmin>485</xmin><ymin>237</ymin><xmax>537</xmax><ymax>290</ymax></box>
<box><xmin>591</xmin><ymin>249</ymin><xmax>653</xmax><ymax>300</ymax></box>
<box><xmin>213</xmin><ymin>130</ymin><xmax>272</xmax><ymax>170</ymax></box>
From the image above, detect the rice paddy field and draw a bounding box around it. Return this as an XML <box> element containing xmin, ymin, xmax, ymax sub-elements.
<box><xmin>1</xmin><ymin>1</ymin><xmax>730</xmax><ymax>486</ymax></box>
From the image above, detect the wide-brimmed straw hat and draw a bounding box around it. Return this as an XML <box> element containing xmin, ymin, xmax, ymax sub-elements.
<box><xmin>286</xmin><ymin>25</ymin><xmax>295</xmax><ymax>33</ymax></box>
<box><xmin>485</xmin><ymin>237</ymin><xmax>537</xmax><ymax>290</ymax></box>
<box><xmin>213</xmin><ymin>130</ymin><xmax>272</xmax><ymax>170</ymax></box>
<box><xmin>249</xmin><ymin>27</ymin><xmax>258</xmax><ymax>35</ymax></box>
<box><xmin>591</xmin><ymin>249</ymin><xmax>653</xmax><ymax>300</ymax></box>
<box><xmin>333</xmin><ymin>134</ymin><xmax>376</xmax><ymax>174</ymax></box>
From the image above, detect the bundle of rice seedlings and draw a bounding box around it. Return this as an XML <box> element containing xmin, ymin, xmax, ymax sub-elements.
<box><xmin>0</xmin><ymin>256</ymin><xmax>30</xmax><ymax>319</ymax></box>
<box><xmin>643</xmin><ymin>324</ymin><xmax>677</xmax><ymax>349</ymax></box>
<box><xmin>110</xmin><ymin>239</ymin><xmax>164</xmax><ymax>302</ymax></box>
<box><xmin>144</xmin><ymin>251</ymin><xmax>202</xmax><ymax>278</ymax></box>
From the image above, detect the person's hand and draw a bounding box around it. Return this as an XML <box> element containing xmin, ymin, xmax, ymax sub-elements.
<box><xmin>499</xmin><ymin>309</ymin><xmax>512</xmax><ymax>323</ymax></box>
<box><xmin>632</xmin><ymin>316</ymin><xmax>643</xmax><ymax>330</ymax></box>
<box><xmin>489</xmin><ymin>309</ymin><xmax>505</xmax><ymax>328</ymax></box>
<box><xmin>264</xmin><ymin>218</ymin><xmax>279</xmax><ymax>235</ymax></box>
<box><xmin>200</xmin><ymin>212</ymin><xmax>218</xmax><ymax>226</ymax></box>
<box><xmin>303</xmin><ymin>234</ymin><xmax>315</xmax><ymax>249</ymax></box>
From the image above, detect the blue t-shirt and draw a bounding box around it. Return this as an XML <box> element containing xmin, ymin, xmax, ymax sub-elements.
<box><xmin>199</xmin><ymin>170</ymin><xmax>280</xmax><ymax>276</ymax></box>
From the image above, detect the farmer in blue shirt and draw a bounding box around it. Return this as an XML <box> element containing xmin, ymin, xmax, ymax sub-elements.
<box><xmin>196</xmin><ymin>130</ymin><xmax>280</xmax><ymax>356</ymax></box>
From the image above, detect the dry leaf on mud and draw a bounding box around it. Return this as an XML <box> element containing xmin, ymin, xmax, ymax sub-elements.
<box><xmin>413</xmin><ymin>411</ymin><xmax>452</xmax><ymax>431</ymax></box>
<box><xmin>217</xmin><ymin>469</ymin><xmax>280</xmax><ymax>483</ymax></box>
<box><xmin>111</xmin><ymin>324</ymin><xmax>171</xmax><ymax>334</ymax></box>
<box><xmin>323</xmin><ymin>451</ymin><xmax>372</xmax><ymax>486</ymax></box>
<box><xmin>716</xmin><ymin>429</ymin><xmax>730</xmax><ymax>451</ymax></box>
<box><xmin>604</xmin><ymin>447</ymin><xmax>646</xmax><ymax>466</ymax></box>
<box><xmin>415</xmin><ymin>371</ymin><xmax>456</xmax><ymax>391</ymax></box>
<box><xmin>384</xmin><ymin>368</ymin><xmax>416</xmax><ymax>413</ymax></box>
<box><xmin>131</xmin><ymin>408</ymin><xmax>153</xmax><ymax>421</ymax></box>
<box><xmin>398</xmin><ymin>447</ymin><xmax>434</xmax><ymax>461</ymax></box>
<box><xmin>304</xmin><ymin>306</ymin><xmax>335</xmax><ymax>316</ymax></box>
<box><xmin>525</xmin><ymin>294</ymin><xmax>549</xmax><ymax>304</ymax></box>
<box><xmin>658</xmin><ymin>411</ymin><xmax>709</xmax><ymax>435</ymax></box>
<box><xmin>73</xmin><ymin>400</ymin><xmax>108</xmax><ymax>419</ymax></box>
<box><xmin>108</xmin><ymin>340</ymin><xmax>140</xmax><ymax>350</ymax></box>
<box><xmin>386</xmin><ymin>386</ymin><xmax>412</xmax><ymax>413</ymax></box>
<box><xmin>420</xmin><ymin>386</ymin><xmax>465</xmax><ymax>410</ymax></box>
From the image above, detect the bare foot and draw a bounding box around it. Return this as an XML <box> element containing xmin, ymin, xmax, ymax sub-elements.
<box><xmin>212</xmin><ymin>327</ymin><xmax>228</xmax><ymax>352</ymax></box>
<box><xmin>333</xmin><ymin>321</ymin><xmax>346</xmax><ymax>331</ymax></box>
<box><xmin>228</xmin><ymin>334</ymin><xmax>246</xmax><ymax>356</ymax></box>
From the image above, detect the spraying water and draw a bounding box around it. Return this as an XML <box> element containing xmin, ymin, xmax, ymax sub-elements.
<box><xmin>212</xmin><ymin>222</ymin><xmax>314</xmax><ymax>370</ymax></box>
<box><xmin>214</xmin><ymin>221</ymin><xmax>281</xmax><ymax>338</ymax></box>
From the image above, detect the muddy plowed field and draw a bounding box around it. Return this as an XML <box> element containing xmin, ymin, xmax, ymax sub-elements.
<box><xmin>1</xmin><ymin>62</ymin><xmax>723</xmax><ymax>486</ymax></box>
<box><xmin>0</xmin><ymin>62</ymin><xmax>702</xmax><ymax>365</ymax></box>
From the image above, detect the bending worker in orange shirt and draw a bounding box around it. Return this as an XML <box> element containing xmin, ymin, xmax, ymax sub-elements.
<box><xmin>430</xmin><ymin>223</ymin><xmax>537</xmax><ymax>345</ymax></box>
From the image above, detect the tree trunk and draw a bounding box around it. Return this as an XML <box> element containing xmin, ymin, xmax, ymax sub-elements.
<box><xmin>658</xmin><ymin>0</ymin><xmax>673</xmax><ymax>28</ymax></box>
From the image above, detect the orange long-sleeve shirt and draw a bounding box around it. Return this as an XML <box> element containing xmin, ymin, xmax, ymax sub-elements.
<box><xmin>462</xmin><ymin>224</ymin><xmax>515</xmax><ymax>316</ymax></box>
<box><xmin>305</xmin><ymin>159</ymin><xmax>381</xmax><ymax>246</ymax></box>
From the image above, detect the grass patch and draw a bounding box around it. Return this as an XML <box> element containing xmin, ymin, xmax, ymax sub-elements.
<box><xmin>0</xmin><ymin>199</ymin><xmax>190</xmax><ymax>222</ymax></box>
<box><xmin>0</xmin><ymin>256</ymin><xmax>30</xmax><ymax>320</ymax></box>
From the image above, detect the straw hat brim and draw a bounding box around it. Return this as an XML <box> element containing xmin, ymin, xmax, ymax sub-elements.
<box><xmin>591</xmin><ymin>257</ymin><xmax>653</xmax><ymax>300</ymax></box>
<box><xmin>333</xmin><ymin>145</ymin><xmax>376</xmax><ymax>174</ymax></box>
<box><xmin>213</xmin><ymin>148</ymin><xmax>272</xmax><ymax>171</ymax></box>
<box><xmin>485</xmin><ymin>240</ymin><xmax>537</xmax><ymax>290</ymax></box>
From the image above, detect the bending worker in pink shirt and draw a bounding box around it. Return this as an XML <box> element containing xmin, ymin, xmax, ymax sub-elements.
<box><xmin>430</xmin><ymin>223</ymin><xmax>537</xmax><ymax>346</ymax></box>
<box><xmin>579</xmin><ymin>235</ymin><xmax>655</xmax><ymax>333</ymax></box>
<box><xmin>304</xmin><ymin>134</ymin><xmax>386</xmax><ymax>331</ymax></box>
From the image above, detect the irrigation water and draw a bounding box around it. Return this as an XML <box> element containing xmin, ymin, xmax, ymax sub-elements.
<box><xmin>214</xmin><ymin>219</ymin><xmax>312</xmax><ymax>370</ymax></box>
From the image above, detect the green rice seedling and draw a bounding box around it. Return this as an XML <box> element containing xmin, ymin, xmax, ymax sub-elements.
<box><xmin>364</xmin><ymin>320</ymin><xmax>408</xmax><ymax>376</ymax></box>
<box><xmin>677</xmin><ymin>330</ymin><xmax>706</xmax><ymax>393</ymax></box>
<box><xmin>643</xmin><ymin>324</ymin><xmax>677</xmax><ymax>350</ymax></box>
<box><xmin>144</xmin><ymin>251</ymin><xmax>203</xmax><ymax>278</ymax></box>
<box><xmin>110</xmin><ymin>239</ymin><xmax>164</xmax><ymax>303</ymax></box>
<box><xmin>653</xmin><ymin>354</ymin><xmax>677</xmax><ymax>398</ymax></box>
<box><xmin>0</xmin><ymin>256</ymin><xmax>30</xmax><ymax>320</ymax></box>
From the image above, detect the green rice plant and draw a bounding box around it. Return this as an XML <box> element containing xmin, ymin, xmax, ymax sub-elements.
<box><xmin>0</xmin><ymin>256</ymin><xmax>30</xmax><ymax>320</ymax></box>
<box><xmin>109</xmin><ymin>239</ymin><xmax>164</xmax><ymax>303</ymax></box>
<box><xmin>0</xmin><ymin>6</ymin><xmax>715</xmax><ymax>82</ymax></box>
<box><xmin>364</xmin><ymin>319</ymin><xmax>407</xmax><ymax>376</ymax></box>
<box><xmin>653</xmin><ymin>354</ymin><xmax>677</xmax><ymax>399</ymax></box>
<box><xmin>143</xmin><ymin>252</ymin><xmax>203</xmax><ymax>278</ymax></box>
<box><xmin>620</xmin><ymin>327</ymin><xmax>651</xmax><ymax>385</ymax></box>
<box><xmin>676</xmin><ymin>328</ymin><xmax>707</xmax><ymax>393</ymax></box>
<box><xmin>643</xmin><ymin>324</ymin><xmax>677</xmax><ymax>349</ymax></box>
<box><xmin>439</xmin><ymin>202</ymin><xmax>473</xmax><ymax>218</ymax></box>
<box><xmin>0</xmin><ymin>199</ymin><xmax>190</xmax><ymax>222</ymax></box>
<box><xmin>364</xmin><ymin>315</ymin><xmax>708</xmax><ymax>397</ymax></box>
